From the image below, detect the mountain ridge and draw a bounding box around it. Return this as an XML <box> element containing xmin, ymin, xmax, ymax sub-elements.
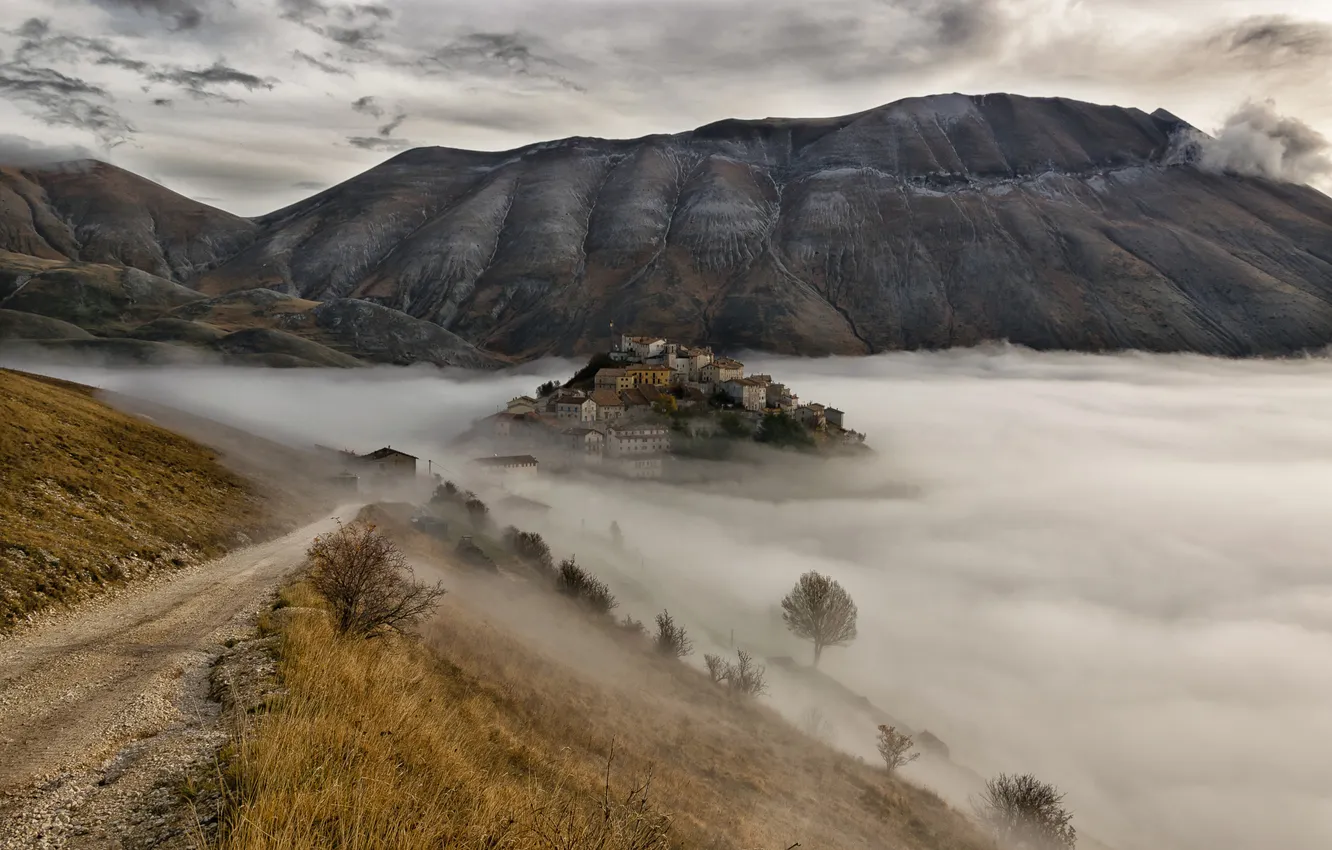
<box><xmin>3</xmin><ymin>92</ymin><xmax>1332</xmax><ymax>362</ymax></box>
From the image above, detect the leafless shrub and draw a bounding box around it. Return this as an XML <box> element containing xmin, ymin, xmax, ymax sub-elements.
<box><xmin>617</xmin><ymin>615</ymin><xmax>646</xmax><ymax>639</ymax></box>
<box><xmin>799</xmin><ymin>706</ymin><xmax>832</xmax><ymax>742</ymax></box>
<box><xmin>780</xmin><ymin>570</ymin><xmax>857</xmax><ymax>666</ymax></box>
<box><xmin>653</xmin><ymin>610</ymin><xmax>692</xmax><ymax>658</ymax></box>
<box><xmin>704</xmin><ymin>653</ymin><xmax>726</xmax><ymax>683</ymax></box>
<box><xmin>556</xmin><ymin>557</ymin><xmax>617</xmax><ymax>616</ymax></box>
<box><xmin>523</xmin><ymin>741</ymin><xmax>671</xmax><ymax>850</ymax></box>
<box><xmin>875</xmin><ymin>725</ymin><xmax>919</xmax><ymax>774</ymax></box>
<box><xmin>973</xmin><ymin>772</ymin><xmax>1077</xmax><ymax>849</ymax></box>
<box><xmin>722</xmin><ymin>649</ymin><xmax>767</xmax><ymax>696</ymax></box>
<box><xmin>703</xmin><ymin>649</ymin><xmax>768</xmax><ymax>697</ymax></box>
<box><xmin>306</xmin><ymin>520</ymin><xmax>446</xmax><ymax>638</ymax></box>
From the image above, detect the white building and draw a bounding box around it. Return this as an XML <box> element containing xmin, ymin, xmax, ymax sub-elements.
<box><xmin>563</xmin><ymin>427</ymin><xmax>605</xmax><ymax>456</ymax></box>
<box><xmin>701</xmin><ymin>358</ymin><xmax>744</xmax><ymax>384</ymax></box>
<box><xmin>616</xmin><ymin>334</ymin><xmax>667</xmax><ymax>362</ymax></box>
<box><xmin>607</xmin><ymin>423</ymin><xmax>671</xmax><ymax>456</ymax></box>
<box><xmin>792</xmin><ymin>404</ymin><xmax>827</xmax><ymax>428</ymax></box>
<box><xmin>722</xmin><ymin>378</ymin><xmax>767</xmax><ymax>412</ymax></box>
<box><xmin>472</xmin><ymin>454</ymin><xmax>540</xmax><ymax>477</ymax></box>
<box><xmin>554</xmin><ymin>393</ymin><xmax>597</xmax><ymax>422</ymax></box>
<box><xmin>506</xmin><ymin>396</ymin><xmax>539</xmax><ymax>415</ymax></box>
<box><xmin>616</xmin><ymin>456</ymin><xmax>663</xmax><ymax>479</ymax></box>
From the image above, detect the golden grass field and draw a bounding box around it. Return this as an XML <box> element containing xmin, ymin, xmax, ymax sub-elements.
<box><xmin>0</xmin><ymin>368</ymin><xmax>274</xmax><ymax>628</ymax></box>
<box><xmin>216</xmin><ymin>562</ymin><xmax>994</xmax><ymax>850</ymax></box>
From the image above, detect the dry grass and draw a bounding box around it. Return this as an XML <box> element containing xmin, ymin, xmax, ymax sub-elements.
<box><xmin>216</xmin><ymin>577</ymin><xmax>992</xmax><ymax>850</ymax></box>
<box><xmin>0</xmin><ymin>369</ymin><xmax>276</xmax><ymax>628</ymax></box>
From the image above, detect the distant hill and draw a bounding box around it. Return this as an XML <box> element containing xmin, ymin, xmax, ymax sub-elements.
<box><xmin>3</xmin><ymin>93</ymin><xmax>1332</xmax><ymax>361</ymax></box>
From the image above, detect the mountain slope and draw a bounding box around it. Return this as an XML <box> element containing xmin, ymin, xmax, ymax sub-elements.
<box><xmin>4</xmin><ymin>93</ymin><xmax>1332</xmax><ymax>359</ymax></box>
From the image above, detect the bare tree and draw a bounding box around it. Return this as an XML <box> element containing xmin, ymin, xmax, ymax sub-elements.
<box><xmin>306</xmin><ymin>520</ymin><xmax>446</xmax><ymax>638</ymax></box>
<box><xmin>875</xmin><ymin>725</ymin><xmax>919</xmax><ymax>773</ymax></box>
<box><xmin>779</xmin><ymin>571</ymin><xmax>858</xmax><ymax>666</ymax></box>
<box><xmin>974</xmin><ymin>773</ymin><xmax>1077</xmax><ymax>849</ymax></box>
<box><xmin>704</xmin><ymin>653</ymin><xmax>726</xmax><ymax>683</ymax></box>
<box><xmin>653</xmin><ymin>610</ymin><xmax>693</xmax><ymax>658</ymax></box>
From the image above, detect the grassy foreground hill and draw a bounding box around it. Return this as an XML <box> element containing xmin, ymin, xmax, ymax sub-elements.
<box><xmin>213</xmin><ymin>519</ymin><xmax>993</xmax><ymax>850</ymax></box>
<box><xmin>0</xmin><ymin>369</ymin><xmax>295</xmax><ymax>628</ymax></box>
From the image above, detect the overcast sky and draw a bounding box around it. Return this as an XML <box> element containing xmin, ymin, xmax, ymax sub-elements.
<box><xmin>2</xmin><ymin>0</ymin><xmax>1330</xmax><ymax>215</ymax></box>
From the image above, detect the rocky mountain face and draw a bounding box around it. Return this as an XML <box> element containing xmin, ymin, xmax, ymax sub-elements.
<box><xmin>3</xmin><ymin>93</ymin><xmax>1332</xmax><ymax>361</ymax></box>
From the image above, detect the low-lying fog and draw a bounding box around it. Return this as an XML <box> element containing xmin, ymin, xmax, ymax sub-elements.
<box><xmin>8</xmin><ymin>347</ymin><xmax>1332</xmax><ymax>850</ymax></box>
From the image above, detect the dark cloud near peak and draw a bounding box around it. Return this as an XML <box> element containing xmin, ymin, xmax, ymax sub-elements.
<box><xmin>0</xmin><ymin>28</ymin><xmax>134</xmax><ymax>145</ymax></box>
<box><xmin>292</xmin><ymin>179</ymin><xmax>326</xmax><ymax>190</ymax></box>
<box><xmin>0</xmin><ymin>134</ymin><xmax>97</xmax><ymax>167</ymax></box>
<box><xmin>152</xmin><ymin>97</ymin><xmax>173</xmax><ymax>107</ymax></box>
<box><xmin>346</xmin><ymin>135</ymin><xmax>411</xmax><ymax>151</ymax></box>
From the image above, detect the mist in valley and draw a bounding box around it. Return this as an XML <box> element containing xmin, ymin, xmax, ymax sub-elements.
<box><xmin>6</xmin><ymin>347</ymin><xmax>1332</xmax><ymax>850</ymax></box>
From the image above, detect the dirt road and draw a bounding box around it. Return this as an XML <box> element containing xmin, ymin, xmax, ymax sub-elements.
<box><xmin>0</xmin><ymin>510</ymin><xmax>353</xmax><ymax>849</ymax></box>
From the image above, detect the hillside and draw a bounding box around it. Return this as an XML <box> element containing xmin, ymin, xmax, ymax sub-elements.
<box><xmin>214</xmin><ymin>553</ymin><xmax>994</xmax><ymax>850</ymax></box>
<box><xmin>0</xmin><ymin>369</ymin><xmax>314</xmax><ymax>628</ymax></box>
<box><xmin>3</xmin><ymin>93</ymin><xmax>1332</xmax><ymax>360</ymax></box>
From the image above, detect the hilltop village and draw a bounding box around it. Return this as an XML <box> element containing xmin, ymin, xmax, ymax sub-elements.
<box><xmin>456</xmin><ymin>332</ymin><xmax>868</xmax><ymax>480</ymax></box>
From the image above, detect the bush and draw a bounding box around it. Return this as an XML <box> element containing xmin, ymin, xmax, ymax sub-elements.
<box><xmin>704</xmin><ymin>653</ymin><xmax>726</xmax><ymax>683</ymax></box>
<box><xmin>875</xmin><ymin>725</ymin><xmax>919</xmax><ymax>774</ymax></box>
<box><xmin>556</xmin><ymin>557</ymin><xmax>617</xmax><ymax>616</ymax></box>
<box><xmin>617</xmin><ymin>615</ymin><xmax>647</xmax><ymax>639</ymax></box>
<box><xmin>306</xmin><ymin>520</ymin><xmax>446</xmax><ymax>637</ymax></box>
<box><xmin>504</xmin><ymin>526</ymin><xmax>554</xmax><ymax>575</ymax></box>
<box><xmin>536</xmin><ymin>379</ymin><xmax>560</xmax><ymax>397</ymax></box>
<box><xmin>974</xmin><ymin>773</ymin><xmax>1077</xmax><ymax>849</ymax></box>
<box><xmin>431</xmin><ymin>481</ymin><xmax>461</xmax><ymax>505</ymax></box>
<box><xmin>465</xmin><ymin>496</ymin><xmax>490</xmax><ymax>527</ymax></box>
<box><xmin>653</xmin><ymin>610</ymin><xmax>693</xmax><ymax>658</ymax></box>
<box><xmin>706</xmin><ymin>649</ymin><xmax>768</xmax><ymax>696</ymax></box>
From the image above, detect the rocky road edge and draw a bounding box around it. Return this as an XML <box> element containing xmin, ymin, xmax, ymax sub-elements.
<box><xmin>0</xmin><ymin>601</ymin><xmax>291</xmax><ymax>850</ymax></box>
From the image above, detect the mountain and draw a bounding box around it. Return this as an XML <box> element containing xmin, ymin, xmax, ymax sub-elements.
<box><xmin>3</xmin><ymin>92</ymin><xmax>1332</xmax><ymax>361</ymax></box>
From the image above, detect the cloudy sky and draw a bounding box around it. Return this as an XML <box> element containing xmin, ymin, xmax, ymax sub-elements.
<box><xmin>1</xmin><ymin>0</ymin><xmax>1330</xmax><ymax>215</ymax></box>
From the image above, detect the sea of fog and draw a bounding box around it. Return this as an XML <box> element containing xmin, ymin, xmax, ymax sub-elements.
<box><xmin>8</xmin><ymin>346</ymin><xmax>1332</xmax><ymax>850</ymax></box>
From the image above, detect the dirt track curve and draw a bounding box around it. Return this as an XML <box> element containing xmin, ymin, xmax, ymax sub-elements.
<box><xmin>0</xmin><ymin>510</ymin><xmax>353</xmax><ymax>848</ymax></box>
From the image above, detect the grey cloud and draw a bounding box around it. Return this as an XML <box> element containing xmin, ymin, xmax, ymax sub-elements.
<box><xmin>153</xmin><ymin>97</ymin><xmax>173</xmax><ymax>106</ymax></box>
<box><xmin>0</xmin><ymin>62</ymin><xmax>134</xmax><ymax>145</ymax></box>
<box><xmin>292</xmin><ymin>50</ymin><xmax>350</xmax><ymax>75</ymax></box>
<box><xmin>147</xmin><ymin>61</ymin><xmax>279</xmax><ymax>102</ymax></box>
<box><xmin>377</xmin><ymin>109</ymin><xmax>406</xmax><ymax>137</ymax></box>
<box><xmin>281</xmin><ymin>0</ymin><xmax>393</xmax><ymax>55</ymax></box>
<box><xmin>0</xmin><ymin>134</ymin><xmax>96</xmax><ymax>166</ymax></box>
<box><xmin>1205</xmin><ymin>15</ymin><xmax>1332</xmax><ymax>69</ymax></box>
<box><xmin>90</xmin><ymin>0</ymin><xmax>206</xmax><ymax>31</ymax></box>
<box><xmin>351</xmin><ymin>95</ymin><xmax>383</xmax><ymax>117</ymax></box>
<box><xmin>1187</xmin><ymin>100</ymin><xmax>1332</xmax><ymax>184</ymax></box>
<box><xmin>420</xmin><ymin>32</ymin><xmax>587</xmax><ymax>92</ymax></box>
<box><xmin>346</xmin><ymin>135</ymin><xmax>410</xmax><ymax>151</ymax></box>
<box><xmin>292</xmin><ymin>180</ymin><xmax>326</xmax><ymax>190</ymax></box>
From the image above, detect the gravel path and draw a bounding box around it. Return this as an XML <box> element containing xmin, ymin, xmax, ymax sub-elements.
<box><xmin>0</xmin><ymin>510</ymin><xmax>353</xmax><ymax>848</ymax></box>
